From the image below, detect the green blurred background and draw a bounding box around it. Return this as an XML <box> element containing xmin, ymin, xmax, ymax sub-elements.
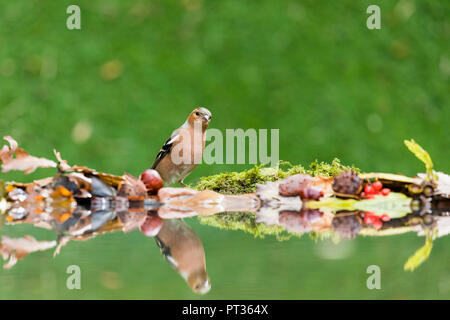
<box><xmin>0</xmin><ymin>0</ymin><xmax>449</xmax><ymax>299</ymax></box>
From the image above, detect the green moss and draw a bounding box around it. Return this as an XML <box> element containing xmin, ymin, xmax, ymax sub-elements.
<box><xmin>195</xmin><ymin>165</ymin><xmax>292</xmax><ymax>194</ymax></box>
<box><xmin>306</xmin><ymin>158</ymin><xmax>359</xmax><ymax>177</ymax></box>
<box><xmin>195</xmin><ymin>159</ymin><xmax>356</xmax><ymax>238</ymax></box>
<box><xmin>197</xmin><ymin>212</ymin><xmax>292</xmax><ymax>240</ymax></box>
<box><xmin>0</xmin><ymin>180</ymin><xmax>5</xmax><ymax>199</ymax></box>
<box><xmin>195</xmin><ymin>158</ymin><xmax>354</xmax><ymax>195</ymax></box>
<box><xmin>309</xmin><ymin>230</ymin><xmax>340</xmax><ymax>243</ymax></box>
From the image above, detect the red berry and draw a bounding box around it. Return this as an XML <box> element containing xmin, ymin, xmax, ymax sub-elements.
<box><xmin>372</xmin><ymin>219</ymin><xmax>382</xmax><ymax>229</ymax></box>
<box><xmin>366</xmin><ymin>194</ymin><xmax>375</xmax><ymax>199</ymax></box>
<box><xmin>364</xmin><ymin>185</ymin><xmax>374</xmax><ymax>194</ymax></box>
<box><xmin>364</xmin><ymin>215</ymin><xmax>374</xmax><ymax>225</ymax></box>
<box><xmin>381</xmin><ymin>188</ymin><xmax>390</xmax><ymax>196</ymax></box>
<box><xmin>372</xmin><ymin>181</ymin><xmax>383</xmax><ymax>192</ymax></box>
<box><xmin>380</xmin><ymin>214</ymin><xmax>390</xmax><ymax>222</ymax></box>
<box><xmin>140</xmin><ymin>169</ymin><xmax>164</xmax><ymax>194</ymax></box>
<box><xmin>360</xmin><ymin>192</ymin><xmax>366</xmax><ymax>198</ymax></box>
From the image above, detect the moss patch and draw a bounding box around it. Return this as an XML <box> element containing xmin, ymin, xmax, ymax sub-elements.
<box><xmin>197</xmin><ymin>212</ymin><xmax>291</xmax><ymax>240</ymax></box>
<box><xmin>195</xmin><ymin>158</ymin><xmax>355</xmax><ymax>194</ymax></box>
<box><xmin>195</xmin><ymin>159</ymin><xmax>357</xmax><ymax>238</ymax></box>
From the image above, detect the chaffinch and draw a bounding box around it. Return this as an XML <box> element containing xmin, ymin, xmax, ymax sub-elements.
<box><xmin>154</xmin><ymin>219</ymin><xmax>211</xmax><ymax>294</ymax></box>
<box><xmin>151</xmin><ymin>107</ymin><xmax>212</xmax><ymax>186</ymax></box>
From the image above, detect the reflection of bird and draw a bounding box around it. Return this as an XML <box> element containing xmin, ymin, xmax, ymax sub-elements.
<box><xmin>154</xmin><ymin>219</ymin><xmax>211</xmax><ymax>294</ymax></box>
<box><xmin>151</xmin><ymin>107</ymin><xmax>212</xmax><ymax>186</ymax></box>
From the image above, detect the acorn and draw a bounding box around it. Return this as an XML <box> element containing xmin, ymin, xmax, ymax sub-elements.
<box><xmin>331</xmin><ymin>213</ymin><xmax>363</xmax><ymax>239</ymax></box>
<box><xmin>332</xmin><ymin>170</ymin><xmax>362</xmax><ymax>195</ymax></box>
<box><xmin>139</xmin><ymin>169</ymin><xmax>164</xmax><ymax>194</ymax></box>
<box><xmin>140</xmin><ymin>212</ymin><xmax>164</xmax><ymax>237</ymax></box>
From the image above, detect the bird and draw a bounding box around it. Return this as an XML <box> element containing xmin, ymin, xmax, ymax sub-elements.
<box><xmin>151</xmin><ymin>107</ymin><xmax>212</xmax><ymax>186</ymax></box>
<box><xmin>154</xmin><ymin>219</ymin><xmax>211</xmax><ymax>294</ymax></box>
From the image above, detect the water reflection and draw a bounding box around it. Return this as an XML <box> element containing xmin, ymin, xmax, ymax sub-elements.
<box><xmin>0</xmin><ymin>169</ymin><xmax>449</xmax><ymax>294</ymax></box>
<box><xmin>155</xmin><ymin>219</ymin><xmax>210</xmax><ymax>294</ymax></box>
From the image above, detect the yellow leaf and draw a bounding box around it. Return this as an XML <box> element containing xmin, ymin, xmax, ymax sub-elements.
<box><xmin>404</xmin><ymin>139</ymin><xmax>435</xmax><ymax>180</ymax></box>
<box><xmin>404</xmin><ymin>232</ymin><xmax>433</xmax><ymax>271</ymax></box>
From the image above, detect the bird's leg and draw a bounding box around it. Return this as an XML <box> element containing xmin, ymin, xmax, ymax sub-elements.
<box><xmin>179</xmin><ymin>180</ymin><xmax>187</xmax><ymax>187</ymax></box>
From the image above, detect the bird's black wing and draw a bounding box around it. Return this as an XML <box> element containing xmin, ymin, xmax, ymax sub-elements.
<box><xmin>154</xmin><ymin>236</ymin><xmax>170</xmax><ymax>256</ymax></box>
<box><xmin>151</xmin><ymin>131</ymin><xmax>179</xmax><ymax>169</ymax></box>
<box><xmin>154</xmin><ymin>236</ymin><xmax>178</xmax><ymax>270</ymax></box>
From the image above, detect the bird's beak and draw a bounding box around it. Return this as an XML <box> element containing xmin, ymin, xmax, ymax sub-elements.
<box><xmin>202</xmin><ymin>115</ymin><xmax>211</xmax><ymax>123</ymax></box>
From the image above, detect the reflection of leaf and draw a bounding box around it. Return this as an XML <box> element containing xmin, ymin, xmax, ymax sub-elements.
<box><xmin>0</xmin><ymin>235</ymin><xmax>56</xmax><ymax>269</ymax></box>
<box><xmin>404</xmin><ymin>139</ymin><xmax>435</xmax><ymax>180</ymax></box>
<box><xmin>354</xmin><ymin>193</ymin><xmax>411</xmax><ymax>218</ymax></box>
<box><xmin>117</xmin><ymin>211</ymin><xmax>147</xmax><ymax>233</ymax></box>
<box><xmin>307</xmin><ymin>193</ymin><xmax>411</xmax><ymax>219</ymax></box>
<box><xmin>404</xmin><ymin>231</ymin><xmax>434</xmax><ymax>271</ymax></box>
<box><xmin>0</xmin><ymin>136</ymin><xmax>56</xmax><ymax>174</ymax></box>
<box><xmin>306</xmin><ymin>197</ymin><xmax>356</xmax><ymax>212</ymax></box>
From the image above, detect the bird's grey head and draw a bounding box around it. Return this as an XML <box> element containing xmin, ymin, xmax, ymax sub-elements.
<box><xmin>188</xmin><ymin>270</ymin><xmax>211</xmax><ymax>295</ymax></box>
<box><xmin>188</xmin><ymin>107</ymin><xmax>212</xmax><ymax>126</ymax></box>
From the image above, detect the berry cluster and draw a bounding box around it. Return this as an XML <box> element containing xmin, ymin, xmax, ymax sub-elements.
<box><xmin>360</xmin><ymin>180</ymin><xmax>390</xmax><ymax>199</ymax></box>
<box><xmin>361</xmin><ymin>211</ymin><xmax>390</xmax><ymax>229</ymax></box>
<box><xmin>360</xmin><ymin>180</ymin><xmax>392</xmax><ymax>229</ymax></box>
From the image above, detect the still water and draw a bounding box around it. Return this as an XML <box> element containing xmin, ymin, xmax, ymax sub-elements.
<box><xmin>1</xmin><ymin>163</ymin><xmax>449</xmax><ymax>299</ymax></box>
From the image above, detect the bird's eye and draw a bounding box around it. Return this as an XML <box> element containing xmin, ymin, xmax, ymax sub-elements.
<box><xmin>195</xmin><ymin>112</ymin><xmax>200</xmax><ymax>116</ymax></box>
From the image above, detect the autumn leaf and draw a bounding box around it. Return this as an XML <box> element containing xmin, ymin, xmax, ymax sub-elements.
<box><xmin>0</xmin><ymin>136</ymin><xmax>56</xmax><ymax>174</ymax></box>
<box><xmin>0</xmin><ymin>235</ymin><xmax>56</xmax><ymax>269</ymax></box>
<box><xmin>306</xmin><ymin>192</ymin><xmax>412</xmax><ymax>219</ymax></box>
<box><xmin>118</xmin><ymin>173</ymin><xmax>147</xmax><ymax>198</ymax></box>
<box><xmin>354</xmin><ymin>192</ymin><xmax>412</xmax><ymax>218</ymax></box>
<box><xmin>404</xmin><ymin>230</ymin><xmax>435</xmax><ymax>271</ymax></box>
<box><xmin>53</xmin><ymin>149</ymin><xmax>72</xmax><ymax>172</ymax></box>
<box><xmin>404</xmin><ymin>139</ymin><xmax>436</xmax><ymax>180</ymax></box>
<box><xmin>117</xmin><ymin>211</ymin><xmax>148</xmax><ymax>233</ymax></box>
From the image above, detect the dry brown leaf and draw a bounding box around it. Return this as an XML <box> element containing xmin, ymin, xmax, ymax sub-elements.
<box><xmin>0</xmin><ymin>235</ymin><xmax>56</xmax><ymax>269</ymax></box>
<box><xmin>0</xmin><ymin>136</ymin><xmax>56</xmax><ymax>174</ymax></box>
<box><xmin>118</xmin><ymin>174</ymin><xmax>147</xmax><ymax>198</ymax></box>
<box><xmin>117</xmin><ymin>211</ymin><xmax>148</xmax><ymax>232</ymax></box>
<box><xmin>70</xmin><ymin>165</ymin><xmax>124</xmax><ymax>188</ymax></box>
<box><xmin>53</xmin><ymin>149</ymin><xmax>72</xmax><ymax>172</ymax></box>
